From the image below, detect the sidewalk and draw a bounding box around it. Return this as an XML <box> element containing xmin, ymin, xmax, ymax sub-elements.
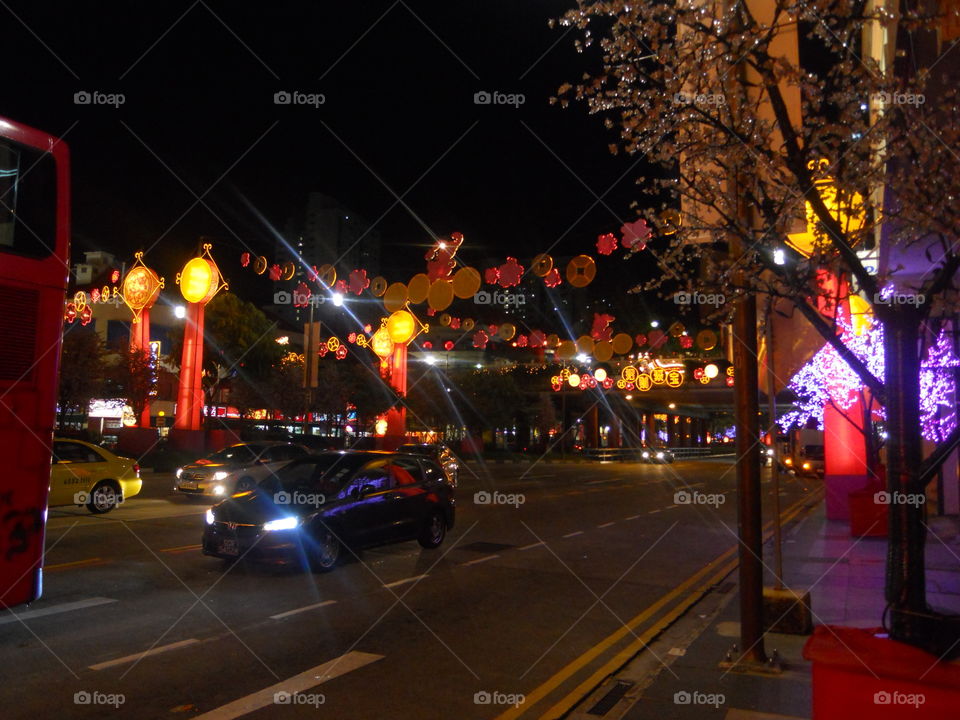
<box><xmin>573</xmin><ymin>499</ymin><xmax>960</xmax><ymax>719</ymax></box>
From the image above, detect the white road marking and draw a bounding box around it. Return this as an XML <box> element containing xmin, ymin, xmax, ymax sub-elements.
<box><xmin>648</xmin><ymin>509</ymin><xmax>662</xmax><ymax>514</ymax></box>
<box><xmin>597</xmin><ymin>522</ymin><xmax>615</xmax><ymax>528</ymax></box>
<box><xmin>459</xmin><ymin>554</ymin><xmax>499</xmax><ymax>566</ymax></box>
<box><xmin>0</xmin><ymin>597</ymin><xmax>117</xmax><ymax>626</ymax></box>
<box><xmin>90</xmin><ymin>638</ymin><xmax>199</xmax><ymax>670</ymax></box>
<box><xmin>192</xmin><ymin>651</ymin><xmax>383</xmax><ymax>719</ymax></box>
<box><xmin>667</xmin><ymin>504</ymin><xmax>679</xmax><ymax>509</ymax></box>
<box><xmin>383</xmin><ymin>574</ymin><xmax>429</xmax><ymax>589</ymax></box>
<box><xmin>562</xmin><ymin>531</ymin><xmax>584</xmax><ymax>538</ymax></box>
<box><xmin>518</xmin><ymin>542</ymin><xmax>545</xmax><ymax>551</ymax></box>
<box><xmin>269</xmin><ymin>600</ymin><xmax>337</xmax><ymax>620</ymax></box>
<box><xmin>624</xmin><ymin>515</ymin><xmax>641</xmax><ymax>520</ymax></box>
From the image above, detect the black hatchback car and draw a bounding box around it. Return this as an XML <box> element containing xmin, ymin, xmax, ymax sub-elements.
<box><xmin>202</xmin><ymin>451</ymin><xmax>455</xmax><ymax>571</ymax></box>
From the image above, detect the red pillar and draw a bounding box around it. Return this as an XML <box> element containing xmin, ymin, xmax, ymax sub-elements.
<box><xmin>824</xmin><ymin>396</ymin><xmax>870</xmax><ymax>520</ymax></box>
<box><xmin>383</xmin><ymin>343</ymin><xmax>408</xmax><ymax>448</ymax></box>
<box><xmin>174</xmin><ymin>302</ymin><xmax>205</xmax><ymax>431</ymax></box>
<box><xmin>129</xmin><ymin>311</ymin><xmax>152</xmax><ymax>427</ymax></box>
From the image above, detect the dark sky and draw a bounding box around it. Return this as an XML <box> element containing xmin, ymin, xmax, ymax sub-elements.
<box><xmin>3</xmin><ymin>0</ymin><xmax>666</xmax><ymax>315</ymax></box>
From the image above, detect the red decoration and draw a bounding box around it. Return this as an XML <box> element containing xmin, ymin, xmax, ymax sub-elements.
<box><xmin>488</xmin><ymin>324</ymin><xmax>498</xmax><ymax>334</ymax></box>
<box><xmin>64</xmin><ymin>303</ymin><xmax>77</xmax><ymax>323</ymax></box>
<box><xmin>591</xmin><ymin>313</ymin><xmax>616</xmax><ymax>342</ymax></box>
<box><xmin>649</xmin><ymin>329</ymin><xmax>667</xmax><ymax>349</ymax></box>
<box><xmin>91</xmin><ymin>288</ymin><xmax>101</xmax><ymax>303</ymax></box>
<box><xmin>293</xmin><ymin>281</ymin><xmax>312</xmax><ymax>308</ymax></box>
<box><xmin>348</xmin><ymin>332</ymin><xmax>357</xmax><ymax>343</ymax></box>
<box><xmin>450</xmin><ymin>317</ymin><xmax>461</xmax><ymax>329</ymax></box>
<box><xmin>335</xmin><ymin>279</ymin><xmax>348</xmax><ymax>294</ymax></box>
<box><xmin>693</xmin><ymin>367</ymin><xmax>705</xmax><ymax>379</ymax></box>
<box><xmin>335</xmin><ymin>345</ymin><xmax>348</xmax><ymax>360</ymax></box>
<box><xmin>621</xmin><ymin>218</ymin><xmax>651</xmax><ymax>250</ymax></box>
<box><xmin>726</xmin><ymin>376</ymin><xmax>735</xmax><ymax>387</ymax></box>
<box><xmin>364</xmin><ymin>324</ymin><xmax>372</xmax><ymax>334</ymax></box>
<box><xmin>348</xmin><ymin>269</ymin><xmax>370</xmax><ymax>296</ymax></box>
<box><xmin>498</xmin><ymin>257</ymin><xmax>524</xmax><ymax>288</ymax></box>
<box><xmin>472</xmin><ymin>330</ymin><xmax>489</xmax><ymax>349</ymax></box>
<box><xmin>422</xmin><ymin>341</ymin><xmax>433</xmax><ymax>349</ymax></box>
<box><xmin>110</xmin><ymin>269</ymin><xmax>120</xmax><ymax>284</ymax></box>
<box><xmin>444</xmin><ymin>340</ymin><xmax>455</xmax><ymax>351</ymax></box>
<box><xmin>268</xmin><ymin>264</ymin><xmax>282</xmax><ymax>281</ymax></box>
<box><xmin>484</xmin><ymin>267</ymin><xmax>500</xmax><ymax>285</ymax></box>
<box><xmin>635</xmin><ymin>333</ymin><xmax>647</xmax><ymax>347</ymax></box>
<box><xmin>426</xmin><ymin>307</ymin><xmax>436</xmax><ymax>316</ymax></box>
<box><xmin>318</xmin><ymin>345</ymin><xmax>329</xmax><ymax>357</ymax></box>
<box><xmin>602</xmin><ymin>377</ymin><xmax>614</xmax><ymax>389</ymax></box>
<box><xmin>680</xmin><ymin>335</ymin><xmax>694</xmax><ymax>349</ymax></box>
<box><xmin>529</xmin><ymin>330</ymin><xmax>546</xmax><ymax>348</ymax></box>
<box><xmin>596</xmin><ymin>232</ymin><xmax>618</xmax><ymax>255</ymax></box>
<box><xmin>544</xmin><ymin>268</ymin><xmax>562</xmax><ymax>288</ymax></box>
<box><xmin>425</xmin><ymin>234</ymin><xmax>463</xmax><ymax>280</ymax></box>
<box><xmin>308</xmin><ymin>265</ymin><xmax>321</xmax><ymax>285</ymax></box>
<box><xmin>516</xmin><ymin>334</ymin><xmax>528</xmax><ymax>348</ymax></box>
<box><xmin>240</xmin><ymin>252</ymin><xmax>251</xmax><ymax>267</ymax></box>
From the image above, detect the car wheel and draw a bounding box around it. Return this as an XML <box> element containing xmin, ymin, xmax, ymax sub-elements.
<box><xmin>418</xmin><ymin>511</ymin><xmax>446</xmax><ymax>549</ymax></box>
<box><xmin>235</xmin><ymin>476</ymin><xmax>256</xmax><ymax>493</ymax></box>
<box><xmin>308</xmin><ymin>527</ymin><xmax>340</xmax><ymax>572</ymax></box>
<box><xmin>87</xmin><ymin>481</ymin><xmax>121</xmax><ymax>514</ymax></box>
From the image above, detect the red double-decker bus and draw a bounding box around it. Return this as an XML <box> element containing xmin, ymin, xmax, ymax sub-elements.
<box><xmin>0</xmin><ymin>116</ymin><xmax>70</xmax><ymax>608</ymax></box>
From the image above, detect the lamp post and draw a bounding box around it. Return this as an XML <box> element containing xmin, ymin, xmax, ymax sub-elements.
<box><xmin>121</xmin><ymin>252</ymin><xmax>163</xmax><ymax>427</ymax></box>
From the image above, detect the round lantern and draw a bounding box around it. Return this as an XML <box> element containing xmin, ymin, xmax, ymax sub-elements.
<box><xmin>123</xmin><ymin>265</ymin><xmax>162</xmax><ymax>312</ymax></box>
<box><xmin>387</xmin><ymin>310</ymin><xmax>416</xmax><ymax>344</ymax></box>
<box><xmin>704</xmin><ymin>363</ymin><xmax>720</xmax><ymax>379</ymax></box>
<box><xmin>371</xmin><ymin>327</ymin><xmax>394</xmax><ymax>359</ymax></box>
<box><xmin>180</xmin><ymin>257</ymin><xmax>219</xmax><ymax>305</ymax></box>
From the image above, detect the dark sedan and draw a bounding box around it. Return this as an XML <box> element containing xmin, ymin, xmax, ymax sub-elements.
<box><xmin>202</xmin><ymin>451</ymin><xmax>455</xmax><ymax>571</ymax></box>
<box><xmin>396</xmin><ymin>443</ymin><xmax>459</xmax><ymax>486</ymax></box>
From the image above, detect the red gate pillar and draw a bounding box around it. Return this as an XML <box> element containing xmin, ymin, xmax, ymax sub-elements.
<box><xmin>174</xmin><ymin>302</ymin><xmax>205</xmax><ymax>432</ymax></box>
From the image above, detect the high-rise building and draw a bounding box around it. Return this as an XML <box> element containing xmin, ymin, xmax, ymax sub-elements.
<box><xmin>274</xmin><ymin>192</ymin><xmax>382</xmax><ymax>326</ymax></box>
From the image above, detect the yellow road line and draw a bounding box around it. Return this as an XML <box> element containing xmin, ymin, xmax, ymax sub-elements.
<box><xmin>160</xmin><ymin>544</ymin><xmax>203</xmax><ymax>554</ymax></box>
<box><xmin>44</xmin><ymin>557</ymin><xmax>107</xmax><ymax>571</ymax></box>
<box><xmin>495</xmin><ymin>489</ymin><xmax>821</xmax><ymax>720</ymax></box>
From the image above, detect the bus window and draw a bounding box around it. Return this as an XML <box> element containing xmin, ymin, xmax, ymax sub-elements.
<box><xmin>0</xmin><ymin>137</ymin><xmax>57</xmax><ymax>258</ymax></box>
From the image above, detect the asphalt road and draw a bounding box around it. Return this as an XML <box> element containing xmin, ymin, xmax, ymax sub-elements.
<box><xmin>0</xmin><ymin>457</ymin><xmax>818</xmax><ymax>720</ymax></box>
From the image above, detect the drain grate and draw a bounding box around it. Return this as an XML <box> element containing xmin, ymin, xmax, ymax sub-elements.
<box><xmin>459</xmin><ymin>541</ymin><xmax>515</xmax><ymax>553</ymax></box>
<box><xmin>587</xmin><ymin>680</ymin><xmax>634</xmax><ymax>715</ymax></box>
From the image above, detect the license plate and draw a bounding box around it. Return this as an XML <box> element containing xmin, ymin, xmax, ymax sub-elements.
<box><xmin>180</xmin><ymin>481</ymin><xmax>197</xmax><ymax>490</ymax></box>
<box><xmin>218</xmin><ymin>538</ymin><xmax>239</xmax><ymax>556</ymax></box>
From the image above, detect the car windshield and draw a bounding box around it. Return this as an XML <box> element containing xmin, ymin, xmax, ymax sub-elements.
<box><xmin>263</xmin><ymin>453</ymin><xmax>377</xmax><ymax>495</ymax></box>
<box><xmin>804</xmin><ymin>445</ymin><xmax>824</xmax><ymax>459</ymax></box>
<box><xmin>204</xmin><ymin>445</ymin><xmax>262</xmax><ymax>464</ymax></box>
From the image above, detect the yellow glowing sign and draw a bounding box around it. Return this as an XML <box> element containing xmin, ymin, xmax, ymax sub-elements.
<box><xmin>651</xmin><ymin>367</ymin><xmax>666</xmax><ymax>385</ymax></box>
<box><xmin>180</xmin><ymin>258</ymin><xmax>218</xmax><ymax>304</ymax></box>
<box><xmin>786</xmin><ymin>166</ymin><xmax>866</xmax><ymax>257</ymax></box>
<box><xmin>637</xmin><ymin>373</ymin><xmax>653</xmax><ymax>392</ymax></box>
<box><xmin>665</xmin><ymin>370</ymin><xmax>684</xmax><ymax>388</ymax></box>
<box><xmin>387</xmin><ymin>310</ymin><xmax>417</xmax><ymax>345</ymax></box>
<box><xmin>621</xmin><ymin>365</ymin><xmax>639</xmax><ymax>383</ymax></box>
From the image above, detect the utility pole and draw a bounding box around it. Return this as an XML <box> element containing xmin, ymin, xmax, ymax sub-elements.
<box><xmin>765</xmin><ymin>298</ymin><xmax>784</xmax><ymax>589</ymax></box>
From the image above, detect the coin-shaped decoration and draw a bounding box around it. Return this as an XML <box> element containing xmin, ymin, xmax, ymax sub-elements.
<box><xmin>531</xmin><ymin>253</ymin><xmax>554</xmax><ymax>277</ymax></box>
<box><xmin>254</xmin><ymin>256</ymin><xmax>268</xmax><ymax>275</ymax></box>
<box><xmin>594</xmin><ymin>341</ymin><xmax>613</xmax><ymax>362</ymax></box>
<box><xmin>576</xmin><ymin>336</ymin><xmax>595</xmax><ymax>355</ymax></box>
<box><xmin>498</xmin><ymin>323</ymin><xmax>516</xmax><ymax>341</ymax></box>
<box><xmin>611</xmin><ymin>332</ymin><xmax>633</xmax><ymax>355</ymax></box>
<box><xmin>383</xmin><ymin>282</ymin><xmax>408</xmax><ymax>313</ymax></box>
<box><xmin>696</xmin><ymin>329</ymin><xmax>718</xmax><ymax>351</ymax></box>
<box><xmin>370</xmin><ymin>276</ymin><xmax>388</xmax><ymax>297</ymax></box>
<box><xmin>566</xmin><ymin>255</ymin><xmax>597</xmax><ymax>288</ymax></box>
<box><xmin>318</xmin><ymin>264</ymin><xmax>336</xmax><ymax>288</ymax></box>
<box><xmin>462</xmin><ymin>318</ymin><xmax>475</xmax><ymax>331</ymax></box>
<box><xmin>556</xmin><ymin>340</ymin><xmax>577</xmax><ymax>360</ymax></box>
<box><xmin>407</xmin><ymin>273</ymin><xmax>430</xmax><ymax>304</ymax></box>
<box><xmin>427</xmin><ymin>279</ymin><xmax>454</xmax><ymax>311</ymax></box>
<box><xmin>439</xmin><ymin>313</ymin><xmax>452</xmax><ymax>327</ymax></box>
<box><xmin>452</xmin><ymin>267</ymin><xmax>482</xmax><ymax>299</ymax></box>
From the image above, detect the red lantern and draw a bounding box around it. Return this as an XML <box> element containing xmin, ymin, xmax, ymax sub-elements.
<box><xmin>444</xmin><ymin>340</ymin><xmax>455</xmax><ymax>351</ymax></box>
<box><xmin>422</xmin><ymin>341</ymin><xmax>433</xmax><ymax>349</ymax></box>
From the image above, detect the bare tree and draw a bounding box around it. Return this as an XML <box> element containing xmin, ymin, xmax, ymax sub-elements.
<box><xmin>557</xmin><ymin>0</ymin><xmax>959</xmax><ymax>648</ymax></box>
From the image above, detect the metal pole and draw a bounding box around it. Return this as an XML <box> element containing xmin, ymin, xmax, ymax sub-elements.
<box><xmin>765</xmin><ymin>299</ymin><xmax>784</xmax><ymax>590</ymax></box>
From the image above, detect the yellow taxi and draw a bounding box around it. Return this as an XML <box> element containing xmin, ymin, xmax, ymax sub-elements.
<box><xmin>49</xmin><ymin>438</ymin><xmax>142</xmax><ymax>513</ymax></box>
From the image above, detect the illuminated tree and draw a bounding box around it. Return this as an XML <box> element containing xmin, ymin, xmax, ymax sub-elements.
<box><xmin>558</xmin><ymin>1</ymin><xmax>960</xmax><ymax>646</ymax></box>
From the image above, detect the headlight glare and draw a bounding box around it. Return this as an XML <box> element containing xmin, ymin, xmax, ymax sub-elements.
<box><xmin>176</xmin><ymin>468</ymin><xmax>183</xmax><ymax>479</ymax></box>
<box><xmin>263</xmin><ymin>516</ymin><xmax>299</xmax><ymax>532</ymax></box>
<box><xmin>213</xmin><ymin>471</ymin><xmax>229</xmax><ymax>481</ymax></box>
<box><xmin>205</xmin><ymin>509</ymin><xmax>215</xmax><ymax>525</ymax></box>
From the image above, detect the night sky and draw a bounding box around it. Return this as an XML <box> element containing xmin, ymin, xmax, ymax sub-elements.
<box><xmin>3</xmin><ymin>1</ymin><xmax>666</xmax><ymax>316</ymax></box>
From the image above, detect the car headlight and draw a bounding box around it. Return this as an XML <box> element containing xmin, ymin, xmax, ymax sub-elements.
<box><xmin>802</xmin><ymin>462</ymin><xmax>811</xmax><ymax>470</ymax></box>
<box><xmin>176</xmin><ymin>468</ymin><xmax>183</xmax><ymax>479</ymax></box>
<box><xmin>642</xmin><ymin>451</ymin><xmax>650</xmax><ymax>458</ymax></box>
<box><xmin>213</xmin><ymin>471</ymin><xmax>229</xmax><ymax>481</ymax></box>
<box><xmin>784</xmin><ymin>457</ymin><xmax>793</xmax><ymax>465</ymax></box>
<box><xmin>766</xmin><ymin>448</ymin><xmax>774</xmax><ymax>456</ymax></box>
<box><xmin>263</xmin><ymin>516</ymin><xmax>299</xmax><ymax>532</ymax></box>
<box><xmin>205</xmin><ymin>509</ymin><xmax>215</xmax><ymax>525</ymax></box>
<box><xmin>212</xmin><ymin>485</ymin><xmax>226</xmax><ymax>496</ymax></box>
<box><xmin>656</xmin><ymin>452</ymin><xmax>664</xmax><ymax>460</ymax></box>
